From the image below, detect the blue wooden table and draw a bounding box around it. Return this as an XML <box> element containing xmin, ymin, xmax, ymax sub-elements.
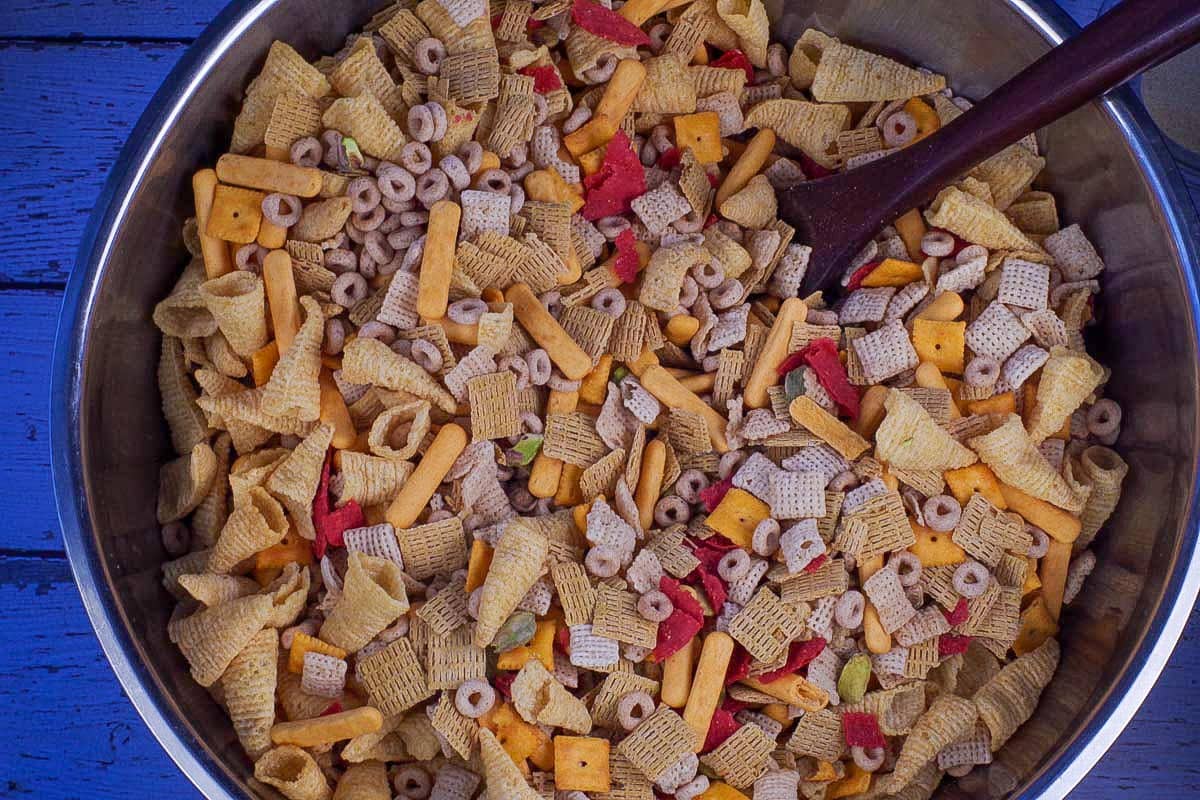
<box><xmin>0</xmin><ymin>0</ymin><xmax>1198</xmax><ymax>797</ymax></box>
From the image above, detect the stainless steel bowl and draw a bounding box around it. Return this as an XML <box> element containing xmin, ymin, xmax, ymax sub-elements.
<box><xmin>52</xmin><ymin>0</ymin><xmax>1200</xmax><ymax>797</ymax></box>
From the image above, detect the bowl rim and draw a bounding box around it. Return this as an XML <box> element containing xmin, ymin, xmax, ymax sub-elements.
<box><xmin>51</xmin><ymin>0</ymin><xmax>1200</xmax><ymax>798</ymax></box>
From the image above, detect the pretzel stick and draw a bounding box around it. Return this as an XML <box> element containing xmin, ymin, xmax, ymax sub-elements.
<box><xmin>507</xmin><ymin>282</ymin><xmax>593</xmax><ymax>380</ymax></box>
<box><xmin>634</xmin><ymin>439</ymin><xmax>667</xmax><ymax>530</ymax></box>
<box><xmin>682</xmin><ymin>631</ymin><xmax>734</xmax><ymax>750</ymax></box>
<box><xmin>529</xmin><ymin>389</ymin><xmax>580</xmax><ymax>498</ymax></box>
<box><xmin>386</xmin><ymin>423</ymin><xmax>468</xmax><ymax>529</ymax></box>
<box><xmin>263</xmin><ymin>250</ymin><xmax>301</xmax><ymax>353</ymax></box>
<box><xmin>193</xmin><ymin>169</ymin><xmax>233</xmax><ymax>278</ymax></box>
<box><xmin>319</xmin><ymin>370</ymin><xmax>357</xmax><ymax>449</ymax></box>
<box><xmin>858</xmin><ymin>554</ymin><xmax>892</xmax><ymax>654</ymax></box>
<box><xmin>662</xmin><ymin>636</ymin><xmax>699</xmax><ymax>708</ymax></box>
<box><xmin>639</xmin><ymin>365</ymin><xmax>729</xmax><ymax>452</ymax></box>
<box><xmin>216</xmin><ymin>154</ymin><xmax>323</xmax><ymax>197</ymax></box>
<box><xmin>416</xmin><ymin>200</ymin><xmax>462</xmax><ymax>320</ymax></box>
<box><xmin>1040</xmin><ymin>537</ymin><xmax>1072</xmax><ymax>621</ymax></box>
<box><xmin>716</xmin><ymin>128</ymin><xmax>776</xmax><ymax>209</ymax></box>
<box><xmin>270</xmin><ymin>707</ymin><xmax>383</xmax><ymax>747</ymax></box>
<box><xmin>744</xmin><ymin>297</ymin><xmax>807</xmax><ymax>409</ymax></box>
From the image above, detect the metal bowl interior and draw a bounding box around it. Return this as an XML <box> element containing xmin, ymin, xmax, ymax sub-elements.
<box><xmin>52</xmin><ymin>0</ymin><xmax>1200</xmax><ymax>798</ymax></box>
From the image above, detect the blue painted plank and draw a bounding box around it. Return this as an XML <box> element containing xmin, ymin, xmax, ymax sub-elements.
<box><xmin>0</xmin><ymin>41</ymin><xmax>190</xmax><ymax>285</ymax></box>
<box><xmin>0</xmin><ymin>555</ymin><xmax>203</xmax><ymax>799</ymax></box>
<box><xmin>0</xmin><ymin>0</ymin><xmax>223</xmax><ymax>40</ymax></box>
<box><xmin>0</xmin><ymin>289</ymin><xmax>63</xmax><ymax>553</ymax></box>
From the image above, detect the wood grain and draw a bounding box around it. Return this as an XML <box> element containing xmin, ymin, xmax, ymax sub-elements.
<box><xmin>0</xmin><ymin>0</ymin><xmax>224</xmax><ymax>40</ymax></box>
<box><xmin>0</xmin><ymin>556</ymin><xmax>206</xmax><ymax>798</ymax></box>
<box><xmin>0</xmin><ymin>42</ymin><xmax>189</xmax><ymax>285</ymax></box>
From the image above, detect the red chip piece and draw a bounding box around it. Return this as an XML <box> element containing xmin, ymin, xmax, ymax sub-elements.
<box><xmin>556</xmin><ymin>624</ymin><xmax>572</xmax><ymax>654</ymax></box>
<box><xmin>943</xmin><ymin>598</ymin><xmax>970</xmax><ymax>626</ymax></box>
<box><xmin>657</xmin><ymin>147</ymin><xmax>682</xmax><ymax>170</ymax></box>
<box><xmin>321</xmin><ymin>702</ymin><xmax>343</xmax><ymax>716</ymax></box>
<box><xmin>842</xmin><ymin>712</ymin><xmax>887</xmax><ymax>750</ymax></box>
<box><xmin>724</xmin><ymin>644</ymin><xmax>753</xmax><ymax>686</ymax></box>
<box><xmin>704</xmin><ymin>213</ymin><xmax>719</xmax><ymax>228</ymax></box>
<box><xmin>494</xmin><ymin>671</ymin><xmax>517</xmax><ymax>700</ymax></box>
<box><xmin>313</xmin><ymin>454</ymin><xmax>364</xmax><ymax>559</ymax></box>
<box><xmin>691</xmin><ymin>565</ymin><xmax>727</xmax><ymax>615</ymax></box>
<box><xmin>756</xmin><ymin>637</ymin><xmax>826</xmax><ymax>683</ymax></box>
<box><xmin>518</xmin><ymin>64</ymin><xmax>563</xmax><ymax>94</ymax></box>
<box><xmin>612</xmin><ymin>228</ymin><xmax>640</xmax><ymax>284</ymax></box>
<box><xmin>652</xmin><ymin>576</ymin><xmax>705</xmax><ymax>661</ymax></box>
<box><xmin>798</xmin><ymin>153</ymin><xmax>832</xmax><ymax>179</ymax></box>
<box><xmin>939</xmin><ymin>634</ymin><xmax>973</xmax><ymax>657</ymax></box>
<box><xmin>582</xmin><ymin>130</ymin><xmax>646</xmax><ymax>220</ymax></box>
<box><xmin>699</xmin><ymin>477</ymin><xmax>733</xmax><ymax>512</ymax></box>
<box><xmin>710</xmin><ymin>49</ymin><xmax>755</xmax><ymax>83</ymax></box>
<box><xmin>802</xmin><ymin>553</ymin><xmax>829</xmax><ymax>574</ymax></box>
<box><xmin>845</xmin><ymin>261</ymin><xmax>880</xmax><ymax>292</ymax></box>
<box><xmin>800</xmin><ymin>338</ymin><xmax>860</xmax><ymax>419</ymax></box>
<box><xmin>572</xmin><ymin>0</ymin><xmax>652</xmax><ymax>46</ymax></box>
<box><xmin>702</xmin><ymin>701</ymin><xmax>743</xmax><ymax>753</ymax></box>
<box><xmin>775</xmin><ymin>351</ymin><xmax>807</xmax><ymax>377</ymax></box>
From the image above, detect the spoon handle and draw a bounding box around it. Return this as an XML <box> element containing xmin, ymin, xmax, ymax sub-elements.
<box><xmin>790</xmin><ymin>0</ymin><xmax>1200</xmax><ymax>294</ymax></box>
<box><xmin>885</xmin><ymin>0</ymin><xmax>1200</xmax><ymax>203</ymax></box>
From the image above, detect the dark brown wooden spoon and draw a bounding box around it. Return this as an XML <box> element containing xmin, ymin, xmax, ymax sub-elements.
<box><xmin>787</xmin><ymin>0</ymin><xmax>1200</xmax><ymax>297</ymax></box>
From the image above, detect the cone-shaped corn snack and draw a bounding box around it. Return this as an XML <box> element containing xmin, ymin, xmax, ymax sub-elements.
<box><xmin>1026</xmin><ymin>347</ymin><xmax>1105</xmax><ymax>443</ymax></box>
<box><xmin>159</xmin><ymin>335</ymin><xmax>210</xmax><ymax>455</ymax></box>
<box><xmin>341</xmin><ymin>337</ymin><xmax>457</xmax><ymax>413</ymax></box>
<box><xmin>222</xmin><ymin>627</ymin><xmax>278</xmax><ymax>758</ymax></box>
<box><xmin>719</xmin><ymin>174</ymin><xmax>776</xmax><ymax>230</ymax></box>
<box><xmin>478</xmin><ymin>728</ymin><xmax>541</xmax><ymax>800</ymax></box>
<box><xmin>320</xmin><ymin>552</ymin><xmax>410</xmax><ymax>652</ymax></box>
<box><xmin>473</xmin><ymin>519</ymin><xmax>549</xmax><ymax>647</ymax></box>
<box><xmin>970</xmin><ymin>414</ymin><xmax>1084</xmax><ymax>512</ymax></box>
<box><xmin>158</xmin><ymin>441</ymin><xmax>219</xmax><ymax>524</ymax></box>
<box><xmin>254</xmin><ymin>745</ymin><xmax>333</xmax><ymax>800</ymax></box>
<box><xmin>199</xmin><ymin>271</ymin><xmax>269</xmax><ymax>357</ymax></box>
<box><xmin>174</xmin><ymin>593</ymin><xmax>273</xmax><ymax>687</ymax></box>
<box><xmin>266</xmin><ymin>422</ymin><xmax>333</xmax><ymax>540</ymax></box>
<box><xmin>973</xmin><ymin>637</ymin><xmax>1059</xmax><ymax>751</ymax></box>
<box><xmin>877</xmin><ymin>389</ymin><xmax>977</xmax><ymax>470</ymax></box>
<box><xmin>333</xmin><ymin>761</ymin><xmax>390</xmax><ymax>800</ymax></box>
<box><xmin>262</xmin><ymin>296</ymin><xmax>325</xmax><ymax>422</ymax></box>
<box><xmin>888</xmin><ymin>694</ymin><xmax>978</xmax><ymax>790</ymax></box>
<box><xmin>208</xmin><ymin>486</ymin><xmax>289</xmax><ymax>574</ymax></box>
<box><xmin>192</xmin><ymin>432</ymin><xmax>232</xmax><ymax>547</ymax></box>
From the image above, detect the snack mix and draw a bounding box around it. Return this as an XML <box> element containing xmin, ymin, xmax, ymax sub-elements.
<box><xmin>154</xmin><ymin>0</ymin><xmax>1127</xmax><ymax>797</ymax></box>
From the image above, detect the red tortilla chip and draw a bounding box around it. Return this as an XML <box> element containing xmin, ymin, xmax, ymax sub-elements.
<box><xmin>582</xmin><ymin>130</ymin><xmax>646</xmax><ymax>220</ymax></box>
<box><xmin>939</xmin><ymin>634</ymin><xmax>972</xmax><ymax>657</ymax></box>
<box><xmin>843</xmin><ymin>712</ymin><xmax>886</xmax><ymax>750</ymax></box>
<box><xmin>313</xmin><ymin>454</ymin><xmax>365</xmax><ymax>558</ymax></box>
<box><xmin>653</xmin><ymin>575</ymin><xmax>706</xmax><ymax>661</ymax></box>
<box><xmin>494</xmin><ymin>671</ymin><xmax>517</xmax><ymax>700</ymax></box>
<box><xmin>702</xmin><ymin>699</ymin><xmax>746</xmax><ymax>753</ymax></box>
<box><xmin>613</xmin><ymin>228</ymin><xmax>640</xmax><ymax>284</ymax></box>
<box><xmin>699</xmin><ymin>477</ymin><xmax>734</xmax><ymax>513</ymax></box>
<box><xmin>803</xmin><ymin>553</ymin><xmax>829</xmax><ymax>574</ymax></box>
<box><xmin>572</xmin><ymin>0</ymin><xmax>652</xmax><ymax>46</ymax></box>
<box><xmin>845</xmin><ymin>261</ymin><xmax>880</xmax><ymax>292</ymax></box>
<box><xmin>724</xmin><ymin>644</ymin><xmax>753</xmax><ymax>686</ymax></box>
<box><xmin>756</xmin><ymin>637</ymin><xmax>826</xmax><ymax>683</ymax></box>
<box><xmin>798</xmin><ymin>153</ymin><xmax>832</xmax><ymax>179</ymax></box>
<box><xmin>943</xmin><ymin>598</ymin><xmax>969</xmax><ymax>626</ymax></box>
<box><xmin>658</xmin><ymin>147</ymin><xmax>682</xmax><ymax>170</ymax></box>
<box><xmin>519</xmin><ymin>65</ymin><xmax>564</xmax><ymax>94</ymax></box>
<box><xmin>711</xmin><ymin>49</ymin><xmax>754</xmax><ymax>83</ymax></box>
<box><xmin>800</xmin><ymin>338</ymin><xmax>860</xmax><ymax>419</ymax></box>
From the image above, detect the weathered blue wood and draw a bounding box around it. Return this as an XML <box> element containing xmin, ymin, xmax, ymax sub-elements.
<box><xmin>0</xmin><ymin>42</ymin><xmax>190</xmax><ymax>286</ymax></box>
<box><xmin>0</xmin><ymin>555</ymin><xmax>204</xmax><ymax>799</ymax></box>
<box><xmin>0</xmin><ymin>290</ymin><xmax>76</xmax><ymax>554</ymax></box>
<box><xmin>1</xmin><ymin>0</ymin><xmax>1199</xmax><ymax>797</ymax></box>
<box><xmin>0</xmin><ymin>0</ymin><xmax>225</xmax><ymax>40</ymax></box>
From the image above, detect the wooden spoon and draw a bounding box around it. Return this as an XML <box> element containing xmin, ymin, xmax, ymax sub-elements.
<box><xmin>785</xmin><ymin>0</ymin><xmax>1200</xmax><ymax>296</ymax></box>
